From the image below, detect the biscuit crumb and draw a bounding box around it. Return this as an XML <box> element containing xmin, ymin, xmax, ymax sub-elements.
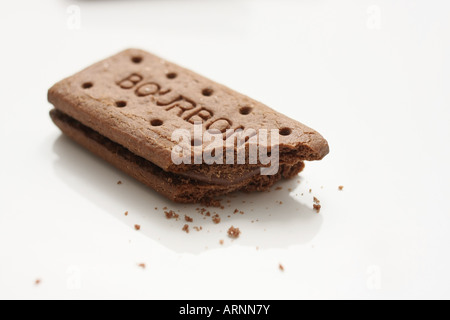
<box><xmin>185</xmin><ymin>215</ymin><xmax>193</xmax><ymax>222</ymax></box>
<box><xmin>212</xmin><ymin>214</ymin><xmax>221</xmax><ymax>224</ymax></box>
<box><xmin>182</xmin><ymin>224</ymin><xmax>189</xmax><ymax>233</ymax></box>
<box><xmin>154</xmin><ymin>207</ymin><xmax>158</xmax><ymax>210</ymax></box>
<box><xmin>35</xmin><ymin>279</ymin><xmax>41</xmax><ymax>286</ymax></box>
<box><xmin>165</xmin><ymin>210</ymin><xmax>179</xmax><ymax>219</ymax></box>
<box><xmin>275</xmin><ymin>186</ymin><xmax>282</xmax><ymax>191</ymax></box>
<box><xmin>233</xmin><ymin>209</ymin><xmax>239</xmax><ymax>214</ymax></box>
<box><xmin>313</xmin><ymin>204</ymin><xmax>321</xmax><ymax>213</ymax></box>
<box><xmin>196</xmin><ymin>207</ymin><xmax>207</xmax><ymax>215</ymax></box>
<box><xmin>227</xmin><ymin>226</ymin><xmax>240</xmax><ymax>238</ymax></box>
<box><xmin>165</xmin><ymin>211</ymin><xmax>173</xmax><ymax>219</ymax></box>
<box><xmin>309</xmin><ymin>189</ymin><xmax>312</xmax><ymax>193</ymax></box>
<box><xmin>134</xmin><ymin>224</ymin><xmax>141</xmax><ymax>231</ymax></box>
<box><xmin>206</xmin><ymin>211</ymin><xmax>211</xmax><ymax>217</ymax></box>
<box><xmin>313</xmin><ymin>197</ymin><xmax>320</xmax><ymax>204</ymax></box>
<box><xmin>117</xmin><ymin>181</ymin><xmax>122</xmax><ymax>185</ymax></box>
<box><xmin>219</xmin><ymin>239</ymin><xmax>224</xmax><ymax>245</ymax></box>
<box><xmin>138</xmin><ymin>263</ymin><xmax>146</xmax><ymax>269</ymax></box>
<box><xmin>124</xmin><ymin>211</ymin><xmax>128</xmax><ymax>216</ymax></box>
<box><xmin>279</xmin><ymin>264</ymin><xmax>285</xmax><ymax>271</ymax></box>
<box><xmin>339</xmin><ymin>186</ymin><xmax>344</xmax><ymax>191</ymax></box>
<box><xmin>193</xmin><ymin>226</ymin><xmax>202</xmax><ymax>232</ymax></box>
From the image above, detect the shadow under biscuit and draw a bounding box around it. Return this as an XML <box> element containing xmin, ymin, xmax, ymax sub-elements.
<box><xmin>52</xmin><ymin>134</ymin><xmax>323</xmax><ymax>254</ymax></box>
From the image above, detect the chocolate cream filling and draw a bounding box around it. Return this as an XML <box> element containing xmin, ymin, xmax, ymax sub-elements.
<box><xmin>178</xmin><ymin>168</ymin><xmax>262</xmax><ymax>185</ymax></box>
<box><xmin>52</xmin><ymin>109</ymin><xmax>262</xmax><ymax>185</ymax></box>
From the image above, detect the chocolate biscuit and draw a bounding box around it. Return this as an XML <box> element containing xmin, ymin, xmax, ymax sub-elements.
<box><xmin>48</xmin><ymin>49</ymin><xmax>329</xmax><ymax>203</ymax></box>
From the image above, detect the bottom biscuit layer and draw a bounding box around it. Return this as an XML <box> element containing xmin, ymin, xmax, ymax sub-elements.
<box><xmin>50</xmin><ymin>109</ymin><xmax>305</xmax><ymax>203</ymax></box>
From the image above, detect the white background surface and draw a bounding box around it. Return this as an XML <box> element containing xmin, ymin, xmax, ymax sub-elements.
<box><xmin>0</xmin><ymin>0</ymin><xmax>449</xmax><ymax>300</ymax></box>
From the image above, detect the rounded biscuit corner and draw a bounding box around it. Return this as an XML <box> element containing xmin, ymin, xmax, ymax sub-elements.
<box><xmin>121</xmin><ymin>48</ymin><xmax>148</xmax><ymax>56</ymax></box>
<box><xmin>309</xmin><ymin>133</ymin><xmax>330</xmax><ymax>160</ymax></box>
<box><xmin>47</xmin><ymin>83</ymin><xmax>61</xmax><ymax>104</ymax></box>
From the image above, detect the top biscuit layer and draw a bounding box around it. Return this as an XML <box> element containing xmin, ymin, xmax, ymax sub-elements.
<box><xmin>48</xmin><ymin>49</ymin><xmax>329</xmax><ymax>172</ymax></box>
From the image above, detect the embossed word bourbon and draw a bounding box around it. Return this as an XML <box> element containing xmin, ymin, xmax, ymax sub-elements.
<box><xmin>117</xmin><ymin>73</ymin><xmax>281</xmax><ymax>175</ymax></box>
<box><xmin>118</xmin><ymin>73</ymin><xmax>234</xmax><ymax>134</ymax></box>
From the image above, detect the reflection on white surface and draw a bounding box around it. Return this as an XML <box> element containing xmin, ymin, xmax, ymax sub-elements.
<box><xmin>52</xmin><ymin>135</ymin><xmax>323</xmax><ymax>254</ymax></box>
